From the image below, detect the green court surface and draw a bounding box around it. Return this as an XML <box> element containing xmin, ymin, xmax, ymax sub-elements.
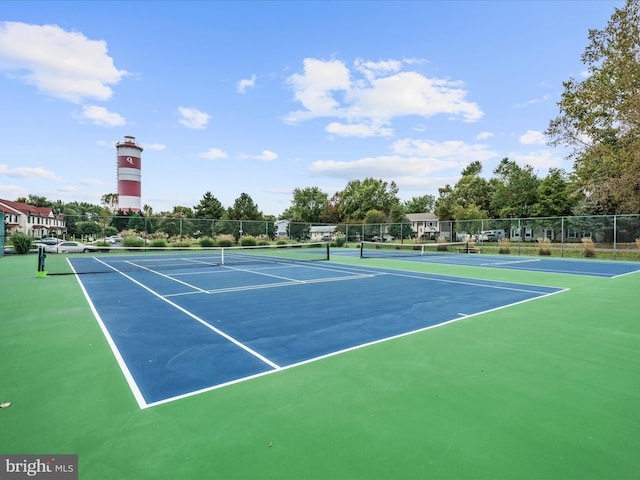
<box><xmin>1</xmin><ymin>252</ymin><xmax>639</xmax><ymax>479</ymax></box>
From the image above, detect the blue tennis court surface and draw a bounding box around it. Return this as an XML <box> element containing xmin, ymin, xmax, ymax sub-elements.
<box><xmin>74</xmin><ymin>258</ymin><xmax>565</xmax><ymax>408</ymax></box>
<box><xmin>338</xmin><ymin>249</ymin><xmax>640</xmax><ymax>278</ymax></box>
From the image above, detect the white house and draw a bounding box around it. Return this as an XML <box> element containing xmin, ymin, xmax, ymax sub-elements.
<box><xmin>274</xmin><ymin>219</ymin><xmax>290</xmax><ymax>238</ymax></box>
<box><xmin>406</xmin><ymin>213</ymin><xmax>439</xmax><ymax>240</ymax></box>
<box><xmin>309</xmin><ymin>225</ymin><xmax>337</xmax><ymax>241</ymax></box>
<box><xmin>0</xmin><ymin>199</ymin><xmax>66</xmax><ymax>238</ymax></box>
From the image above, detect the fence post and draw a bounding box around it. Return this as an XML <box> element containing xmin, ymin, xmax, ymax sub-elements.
<box><xmin>561</xmin><ymin>217</ymin><xmax>564</xmax><ymax>257</ymax></box>
<box><xmin>613</xmin><ymin>215</ymin><xmax>617</xmax><ymax>258</ymax></box>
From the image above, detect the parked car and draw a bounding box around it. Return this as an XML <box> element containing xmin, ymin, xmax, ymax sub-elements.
<box><xmin>33</xmin><ymin>239</ymin><xmax>64</xmax><ymax>253</ymax></box>
<box><xmin>36</xmin><ymin>237</ymin><xmax>63</xmax><ymax>246</ymax></box>
<box><xmin>95</xmin><ymin>236</ymin><xmax>123</xmax><ymax>244</ymax></box>
<box><xmin>55</xmin><ymin>241</ymin><xmax>99</xmax><ymax>253</ymax></box>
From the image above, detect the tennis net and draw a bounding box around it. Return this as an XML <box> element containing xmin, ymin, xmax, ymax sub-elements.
<box><xmin>360</xmin><ymin>240</ymin><xmax>470</xmax><ymax>259</ymax></box>
<box><xmin>42</xmin><ymin>242</ymin><xmax>330</xmax><ymax>275</ymax></box>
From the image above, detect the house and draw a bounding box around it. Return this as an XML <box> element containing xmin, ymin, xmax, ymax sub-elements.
<box><xmin>274</xmin><ymin>219</ymin><xmax>290</xmax><ymax>238</ymax></box>
<box><xmin>406</xmin><ymin>213</ymin><xmax>439</xmax><ymax>240</ymax></box>
<box><xmin>309</xmin><ymin>225</ymin><xmax>337</xmax><ymax>241</ymax></box>
<box><xmin>0</xmin><ymin>198</ymin><xmax>66</xmax><ymax>238</ymax></box>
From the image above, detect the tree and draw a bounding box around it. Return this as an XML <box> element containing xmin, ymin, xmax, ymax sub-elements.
<box><xmin>158</xmin><ymin>212</ymin><xmax>193</xmax><ymax>239</ymax></box>
<box><xmin>457</xmin><ymin>162</ymin><xmax>493</xmax><ymax>214</ymax></box>
<box><xmin>26</xmin><ymin>194</ymin><xmax>52</xmax><ymax>207</ymax></box>
<box><xmin>226</xmin><ymin>193</ymin><xmax>262</xmax><ymax>220</ymax></box>
<box><xmin>227</xmin><ymin>193</ymin><xmax>263</xmax><ymax>237</ymax></box>
<box><xmin>320</xmin><ymin>192</ymin><xmax>342</xmax><ymax>223</ymax></box>
<box><xmin>434</xmin><ymin>185</ymin><xmax>456</xmax><ymax>221</ymax></box>
<box><xmin>101</xmin><ymin>193</ymin><xmax>119</xmax><ymax>213</ymax></box>
<box><xmin>404</xmin><ymin>194</ymin><xmax>435</xmax><ymax>213</ymax></box>
<box><xmin>288</xmin><ymin>187</ymin><xmax>328</xmax><ymax>223</ymax></box>
<box><xmin>194</xmin><ymin>192</ymin><xmax>225</xmax><ymax>219</ymax></box>
<box><xmin>533</xmin><ymin>169</ymin><xmax>578</xmax><ymax>217</ymax></box>
<box><xmin>338</xmin><ymin>178</ymin><xmax>401</xmax><ymax>222</ymax></box>
<box><xmin>433</xmin><ymin>162</ymin><xmax>492</xmax><ymax>220</ymax></box>
<box><xmin>490</xmin><ymin>158</ymin><xmax>540</xmax><ymax>218</ymax></box>
<box><xmin>546</xmin><ymin>0</ymin><xmax>640</xmax><ymax>213</ymax></box>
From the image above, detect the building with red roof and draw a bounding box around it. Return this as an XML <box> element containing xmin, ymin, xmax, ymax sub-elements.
<box><xmin>0</xmin><ymin>198</ymin><xmax>66</xmax><ymax>238</ymax></box>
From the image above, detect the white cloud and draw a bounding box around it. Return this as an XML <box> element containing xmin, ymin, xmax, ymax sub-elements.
<box><xmin>145</xmin><ymin>143</ymin><xmax>167</xmax><ymax>151</ymax></box>
<box><xmin>310</xmin><ymin>155</ymin><xmax>459</xmax><ymax>179</ymax></box>
<box><xmin>476</xmin><ymin>131</ymin><xmax>494</xmax><ymax>140</ymax></box>
<box><xmin>254</xmin><ymin>150</ymin><xmax>278</xmax><ymax>161</ymax></box>
<box><xmin>285</xmin><ymin>58</ymin><xmax>351</xmax><ymax>123</ymax></box>
<box><xmin>0</xmin><ymin>184</ymin><xmax>25</xmax><ymax>197</ymax></box>
<box><xmin>308</xmin><ymin>138</ymin><xmax>499</xmax><ymax>195</ymax></box>
<box><xmin>325</xmin><ymin>122</ymin><xmax>394</xmax><ymax>138</ymax></box>
<box><xmin>237</xmin><ymin>74</ymin><xmax>256</xmax><ymax>94</ymax></box>
<box><xmin>177</xmin><ymin>107</ymin><xmax>210</xmax><ymax>129</ymax></box>
<box><xmin>349</xmin><ymin>72</ymin><xmax>482</xmax><ymax>122</ymax></box>
<box><xmin>198</xmin><ymin>148</ymin><xmax>228</xmax><ymax>160</ymax></box>
<box><xmin>56</xmin><ymin>185</ymin><xmax>78</xmax><ymax>194</ymax></box>
<box><xmin>354</xmin><ymin>58</ymin><xmax>402</xmax><ymax>81</ymax></box>
<box><xmin>519</xmin><ymin>129</ymin><xmax>546</xmax><ymax>145</ymax></box>
<box><xmin>0</xmin><ymin>21</ymin><xmax>128</xmax><ymax>103</ymax></box>
<box><xmin>285</xmin><ymin>57</ymin><xmax>483</xmax><ymax>131</ymax></box>
<box><xmin>510</xmin><ymin>150</ymin><xmax>566</xmax><ymax>170</ymax></box>
<box><xmin>80</xmin><ymin>178</ymin><xmax>104</xmax><ymax>186</ymax></box>
<box><xmin>0</xmin><ymin>164</ymin><xmax>61</xmax><ymax>181</ymax></box>
<box><xmin>76</xmin><ymin>105</ymin><xmax>126</xmax><ymax>126</ymax></box>
<box><xmin>391</xmin><ymin>138</ymin><xmax>497</xmax><ymax>162</ymax></box>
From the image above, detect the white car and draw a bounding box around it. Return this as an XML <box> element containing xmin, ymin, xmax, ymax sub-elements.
<box><xmin>32</xmin><ymin>239</ymin><xmax>64</xmax><ymax>253</ymax></box>
<box><xmin>55</xmin><ymin>241</ymin><xmax>99</xmax><ymax>253</ymax></box>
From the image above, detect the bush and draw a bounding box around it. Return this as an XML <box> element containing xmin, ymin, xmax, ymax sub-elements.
<box><xmin>217</xmin><ymin>239</ymin><xmax>233</xmax><ymax>247</ymax></box>
<box><xmin>582</xmin><ymin>237</ymin><xmax>596</xmax><ymax>258</ymax></box>
<box><xmin>199</xmin><ymin>237</ymin><xmax>215</xmax><ymax>247</ymax></box>
<box><xmin>257</xmin><ymin>240</ymin><xmax>270</xmax><ymax>246</ymax></box>
<box><xmin>276</xmin><ymin>240</ymin><xmax>287</xmax><ymax>246</ymax></box>
<box><xmin>498</xmin><ymin>238</ymin><xmax>511</xmax><ymax>254</ymax></box>
<box><xmin>122</xmin><ymin>236</ymin><xmax>145</xmax><ymax>248</ymax></box>
<box><xmin>537</xmin><ymin>238</ymin><xmax>551</xmax><ymax>256</ymax></box>
<box><xmin>240</xmin><ymin>237</ymin><xmax>257</xmax><ymax>246</ymax></box>
<box><xmin>148</xmin><ymin>238</ymin><xmax>168</xmax><ymax>248</ymax></box>
<box><xmin>10</xmin><ymin>233</ymin><xmax>32</xmax><ymax>254</ymax></box>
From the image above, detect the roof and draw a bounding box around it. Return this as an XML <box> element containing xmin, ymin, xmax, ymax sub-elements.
<box><xmin>406</xmin><ymin>212</ymin><xmax>438</xmax><ymax>222</ymax></box>
<box><xmin>0</xmin><ymin>198</ymin><xmax>55</xmax><ymax>218</ymax></box>
<box><xmin>309</xmin><ymin>225</ymin><xmax>337</xmax><ymax>233</ymax></box>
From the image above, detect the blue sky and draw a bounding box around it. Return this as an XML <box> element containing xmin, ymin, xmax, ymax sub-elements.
<box><xmin>0</xmin><ymin>1</ymin><xmax>623</xmax><ymax>216</ymax></box>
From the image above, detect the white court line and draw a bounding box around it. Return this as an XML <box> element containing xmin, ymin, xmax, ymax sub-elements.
<box><xmin>480</xmin><ymin>258</ymin><xmax>541</xmax><ymax>266</ymax></box>
<box><xmin>374</xmin><ymin>269</ymin><xmax>555</xmax><ymax>295</ymax></box>
<box><xmin>164</xmin><ymin>273</ymin><xmax>377</xmax><ymax>297</ymax></box>
<box><xmin>124</xmin><ymin>259</ymin><xmax>210</xmax><ymax>293</ymax></box>
<box><xmin>68</xmin><ymin>258</ymin><xmax>147</xmax><ymax>409</ymax></box>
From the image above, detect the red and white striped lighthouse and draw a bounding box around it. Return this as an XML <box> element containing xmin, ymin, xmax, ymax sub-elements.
<box><xmin>116</xmin><ymin>135</ymin><xmax>143</xmax><ymax>212</ymax></box>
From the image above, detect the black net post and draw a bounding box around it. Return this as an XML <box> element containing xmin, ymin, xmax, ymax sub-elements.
<box><xmin>37</xmin><ymin>245</ymin><xmax>46</xmax><ymax>275</ymax></box>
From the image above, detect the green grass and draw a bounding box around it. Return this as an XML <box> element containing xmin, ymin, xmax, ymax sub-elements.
<box><xmin>1</xmin><ymin>253</ymin><xmax>639</xmax><ymax>479</ymax></box>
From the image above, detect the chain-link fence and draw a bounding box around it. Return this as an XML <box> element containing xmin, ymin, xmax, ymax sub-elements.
<box><xmin>21</xmin><ymin>213</ymin><xmax>640</xmax><ymax>259</ymax></box>
<box><xmin>447</xmin><ymin>215</ymin><xmax>640</xmax><ymax>259</ymax></box>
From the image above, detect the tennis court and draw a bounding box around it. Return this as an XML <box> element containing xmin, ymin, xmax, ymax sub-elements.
<box><xmin>1</xmin><ymin>245</ymin><xmax>639</xmax><ymax>479</ymax></box>
<box><xmin>356</xmin><ymin>241</ymin><xmax>640</xmax><ymax>277</ymax></box>
<box><xmin>69</xmin><ymin>247</ymin><xmax>564</xmax><ymax>407</ymax></box>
